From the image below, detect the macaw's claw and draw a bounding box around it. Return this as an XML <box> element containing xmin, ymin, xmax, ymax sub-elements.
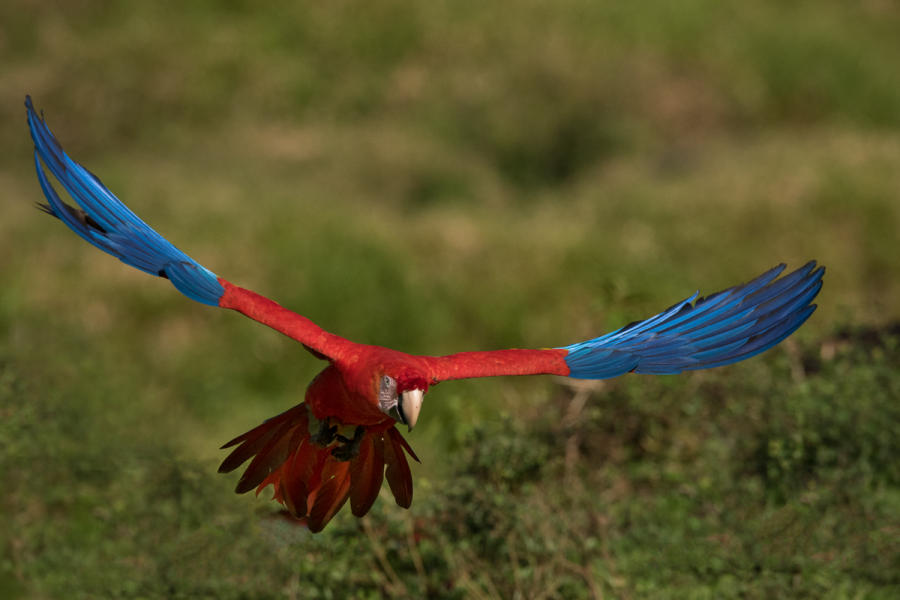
<box><xmin>310</xmin><ymin>416</ymin><xmax>338</xmax><ymax>447</ymax></box>
<box><xmin>332</xmin><ymin>426</ymin><xmax>365</xmax><ymax>461</ymax></box>
<box><xmin>308</xmin><ymin>409</ymin><xmax>365</xmax><ymax>460</ymax></box>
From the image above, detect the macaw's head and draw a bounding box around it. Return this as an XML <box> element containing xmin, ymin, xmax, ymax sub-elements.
<box><xmin>376</xmin><ymin>369</ymin><xmax>430</xmax><ymax>431</ymax></box>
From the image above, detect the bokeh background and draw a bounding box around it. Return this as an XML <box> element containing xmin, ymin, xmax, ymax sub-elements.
<box><xmin>2</xmin><ymin>1</ymin><xmax>898</xmax><ymax>597</ymax></box>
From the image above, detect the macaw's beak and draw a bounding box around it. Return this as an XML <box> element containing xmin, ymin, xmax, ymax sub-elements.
<box><xmin>398</xmin><ymin>389</ymin><xmax>424</xmax><ymax>431</ymax></box>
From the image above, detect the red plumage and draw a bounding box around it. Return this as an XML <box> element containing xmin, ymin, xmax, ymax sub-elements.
<box><xmin>216</xmin><ymin>280</ymin><xmax>567</xmax><ymax>530</ymax></box>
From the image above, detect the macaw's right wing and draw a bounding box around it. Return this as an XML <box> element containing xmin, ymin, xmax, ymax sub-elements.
<box><xmin>26</xmin><ymin>95</ymin><xmax>354</xmax><ymax>362</ymax></box>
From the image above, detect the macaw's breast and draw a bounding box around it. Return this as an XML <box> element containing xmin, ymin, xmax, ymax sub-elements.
<box><xmin>306</xmin><ymin>364</ymin><xmax>390</xmax><ymax>428</ymax></box>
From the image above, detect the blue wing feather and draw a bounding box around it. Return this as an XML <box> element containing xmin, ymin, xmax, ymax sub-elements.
<box><xmin>25</xmin><ymin>96</ymin><xmax>224</xmax><ymax>306</ymax></box>
<box><xmin>561</xmin><ymin>261</ymin><xmax>823</xmax><ymax>378</ymax></box>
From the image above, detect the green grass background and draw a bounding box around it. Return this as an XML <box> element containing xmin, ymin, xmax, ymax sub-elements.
<box><xmin>2</xmin><ymin>1</ymin><xmax>898</xmax><ymax>597</ymax></box>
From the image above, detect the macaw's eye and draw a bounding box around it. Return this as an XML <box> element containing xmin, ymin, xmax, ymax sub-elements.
<box><xmin>379</xmin><ymin>375</ymin><xmax>397</xmax><ymax>407</ymax></box>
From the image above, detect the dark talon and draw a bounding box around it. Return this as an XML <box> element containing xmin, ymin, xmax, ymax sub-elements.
<box><xmin>311</xmin><ymin>419</ymin><xmax>338</xmax><ymax>447</ymax></box>
<box><xmin>331</xmin><ymin>426</ymin><xmax>365</xmax><ymax>461</ymax></box>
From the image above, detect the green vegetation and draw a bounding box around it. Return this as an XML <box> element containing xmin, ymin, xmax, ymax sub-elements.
<box><xmin>1</xmin><ymin>1</ymin><xmax>898</xmax><ymax>597</ymax></box>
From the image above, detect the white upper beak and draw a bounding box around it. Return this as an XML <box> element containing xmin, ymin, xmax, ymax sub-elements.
<box><xmin>400</xmin><ymin>389</ymin><xmax>424</xmax><ymax>430</ymax></box>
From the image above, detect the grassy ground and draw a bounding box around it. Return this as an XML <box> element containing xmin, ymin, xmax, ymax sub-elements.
<box><xmin>2</xmin><ymin>1</ymin><xmax>899</xmax><ymax>597</ymax></box>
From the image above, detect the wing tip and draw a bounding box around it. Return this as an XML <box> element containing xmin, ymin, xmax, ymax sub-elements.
<box><xmin>26</xmin><ymin>96</ymin><xmax>226</xmax><ymax>307</ymax></box>
<box><xmin>561</xmin><ymin>261</ymin><xmax>824</xmax><ymax>380</ymax></box>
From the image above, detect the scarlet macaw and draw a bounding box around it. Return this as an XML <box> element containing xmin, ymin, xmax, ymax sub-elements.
<box><xmin>25</xmin><ymin>96</ymin><xmax>824</xmax><ymax>532</ymax></box>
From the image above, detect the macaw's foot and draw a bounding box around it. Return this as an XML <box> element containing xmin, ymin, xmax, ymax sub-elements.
<box><xmin>307</xmin><ymin>410</ymin><xmax>365</xmax><ymax>461</ymax></box>
<box><xmin>309</xmin><ymin>414</ymin><xmax>338</xmax><ymax>447</ymax></box>
<box><xmin>331</xmin><ymin>426</ymin><xmax>365</xmax><ymax>461</ymax></box>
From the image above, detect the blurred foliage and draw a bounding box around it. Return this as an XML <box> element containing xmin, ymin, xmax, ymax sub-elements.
<box><xmin>2</xmin><ymin>0</ymin><xmax>899</xmax><ymax>597</ymax></box>
<box><xmin>2</xmin><ymin>332</ymin><xmax>897</xmax><ymax>598</ymax></box>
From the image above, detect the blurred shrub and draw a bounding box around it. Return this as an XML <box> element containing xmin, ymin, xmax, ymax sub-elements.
<box><xmin>752</xmin><ymin>328</ymin><xmax>900</xmax><ymax>502</ymax></box>
<box><xmin>2</xmin><ymin>320</ymin><xmax>898</xmax><ymax>597</ymax></box>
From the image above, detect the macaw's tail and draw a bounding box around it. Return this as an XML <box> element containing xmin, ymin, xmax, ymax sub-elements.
<box><xmin>218</xmin><ymin>404</ymin><xmax>417</xmax><ymax>532</ymax></box>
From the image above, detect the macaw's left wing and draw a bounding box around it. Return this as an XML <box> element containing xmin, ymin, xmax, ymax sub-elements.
<box><xmin>25</xmin><ymin>96</ymin><xmax>354</xmax><ymax>362</ymax></box>
<box><xmin>428</xmin><ymin>261</ymin><xmax>823</xmax><ymax>382</ymax></box>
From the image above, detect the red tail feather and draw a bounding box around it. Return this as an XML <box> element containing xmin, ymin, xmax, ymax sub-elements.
<box><xmin>349</xmin><ymin>433</ymin><xmax>385</xmax><ymax>517</ymax></box>
<box><xmin>307</xmin><ymin>460</ymin><xmax>352</xmax><ymax>532</ymax></box>
<box><xmin>239</xmin><ymin>424</ymin><xmax>294</xmax><ymax>492</ymax></box>
<box><xmin>219</xmin><ymin>402</ymin><xmax>419</xmax><ymax>530</ymax></box>
<box><xmin>384</xmin><ymin>429</ymin><xmax>414</xmax><ymax>508</ymax></box>
<box><xmin>279</xmin><ymin>439</ymin><xmax>323</xmax><ymax>517</ymax></box>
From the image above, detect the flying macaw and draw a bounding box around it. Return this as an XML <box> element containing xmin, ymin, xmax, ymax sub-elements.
<box><xmin>25</xmin><ymin>96</ymin><xmax>824</xmax><ymax>532</ymax></box>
